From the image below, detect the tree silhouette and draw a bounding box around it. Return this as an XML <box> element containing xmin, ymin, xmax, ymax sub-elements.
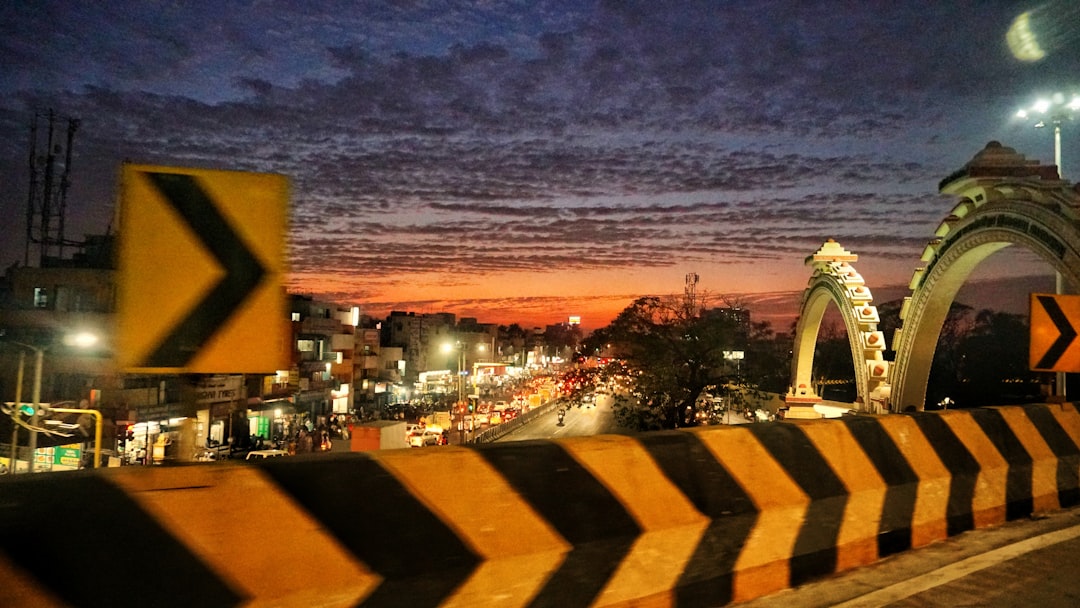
<box><xmin>595</xmin><ymin>295</ymin><xmax>744</xmax><ymax>430</ymax></box>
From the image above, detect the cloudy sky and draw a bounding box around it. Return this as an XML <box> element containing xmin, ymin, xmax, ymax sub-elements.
<box><xmin>1</xmin><ymin>1</ymin><xmax>1077</xmax><ymax>330</ymax></box>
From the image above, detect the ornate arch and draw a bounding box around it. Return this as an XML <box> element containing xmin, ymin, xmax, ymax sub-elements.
<box><xmin>889</xmin><ymin>142</ymin><xmax>1080</xmax><ymax>411</ymax></box>
<box><xmin>787</xmin><ymin>240</ymin><xmax>888</xmax><ymax>417</ymax></box>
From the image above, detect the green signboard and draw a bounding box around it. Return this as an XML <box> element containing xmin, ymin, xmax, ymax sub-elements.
<box><xmin>253</xmin><ymin>416</ymin><xmax>270</xmax><ymax>439</ymax></box>
<box><xmin>53</xmin><ymin>446</ymin><xmax>81</xmax><ymax>467</ymax></box>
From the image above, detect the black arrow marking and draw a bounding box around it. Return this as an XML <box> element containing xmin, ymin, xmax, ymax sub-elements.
<box><xmin>1035</xmin><ymin>295</ymin><xmax>1078</xmax><ymax>370</ymax></box>
<box><xmin>256</xmin><ymin>456</ymin><xmax>480</xmax><ymax>606</ymax></box>
<box><xmin>142</xmin><ymin>172</ymin><xmax>267</xmax><ymax>367</ymax></box>
<box><xmin>0</xmin><ymin>475</ymin><xmax>244</xmax><ymax>607</ymax></box>
<box><xmin>478</xmin><ymin>441</ymin><xmax>641</xmax><ymax>607</ymax></box>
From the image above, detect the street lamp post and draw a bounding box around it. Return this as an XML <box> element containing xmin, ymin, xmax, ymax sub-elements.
<box><xmin>456</xmin><ymin>347</ymin><xmax>466</xmax><ymax>405</ymax></box>
<box><xmin>1016</xmin><ymin>92</ymin><xmax>1079</xmax><ymax>177</ymax></box>
<box><xmin>8</xmin><ymin>351</ymin><xmax>26</xmax><ymax>474</ymax></box>
<box><xmin>443</xmin><ymin>340</ymin><xmax>490</xmax><ymax>443</ymax></box>
<box><xmin>4</xmin><ymin>332</ymin><xmax>99</xmax><ymax>473</ymax></box>
<box><xmin>442</xmin><ymin>342</ymin><xmax>467</xmax><ymax>442</ymax></box>
<box><xmin>4</xmin><ymin>342</ymin><xmax>45</xmax><ymax>473</ymax></box>
<box><xmin>1017</xmin><ymin>93</ymin><xmax>1079</xmax><ymax>399</ymax></box>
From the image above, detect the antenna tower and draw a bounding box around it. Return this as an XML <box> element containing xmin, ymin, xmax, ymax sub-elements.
<box><xmin>25</xmin><ymin>109</ymin><xmax>81</xmax><ymax>267</ymax></box>
<box><xmin>684</xmin><ymin>272</ymin><xmax>700</xmax><ymax>316</ymax></box>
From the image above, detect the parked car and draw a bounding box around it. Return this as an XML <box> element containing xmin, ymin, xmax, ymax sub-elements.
<box><xmin>409</xmin><ymin>429</ymin><xmax>441</xmax><ymax>447</ymax></box>
<box><xmin>246</xmin><ymin>449</ymin><xmax>290</xmax><ymax>460</ymax></box>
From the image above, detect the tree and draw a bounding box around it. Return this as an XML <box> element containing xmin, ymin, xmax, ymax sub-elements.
<box><xmin>544</xmin><ymin>322</ymin><xmax>583</xmax><ymax>361</ymax></box>
<box><xmin>500</xmin><ymin>323</ymin><xmax>530</xmax><ymax>366</ymax></box>
<box><xmin>595</xmin><ymin>295</ymin><xmax>745</xmax><ymax>431</ymax></box>
<box><xmin>812</xmin><ymin>319</ymin><xmax>856</xmax><ymax>401</ymax></box>
<box><xmin>925</xmin><ymin>301</ymin><xmax>975</xmax><ymax>405</ymax></box>
<box><xmin>743</xmin><ymin>320</ymin><xmax>791</xmax><ymax>395</ymax></box>
<box><xmin>951</xmin><ymin>309</ymin><xmax>1040</xmax><ymax>406</ymax></box>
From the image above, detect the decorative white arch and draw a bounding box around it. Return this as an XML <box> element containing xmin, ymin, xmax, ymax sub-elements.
<box><xmin>786</xmin><ymin>240</ymin><xmax>888</xmax><ymax>418</ymax></box>
<box><xmin>889</xmin><ymin>142</ymin><xmax>1080</xmax><ymax>411</ymax></box>
<box><xmin>786</xmin><ymin>142</ymin><xmax>1080</xmax><ymax>416</ymax></box>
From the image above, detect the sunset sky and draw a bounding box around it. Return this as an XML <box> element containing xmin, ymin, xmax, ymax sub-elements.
<box><xmin>1</xmin><ymin>1</ymin><xmax>1077</xmax><ymax>331</ymax></box>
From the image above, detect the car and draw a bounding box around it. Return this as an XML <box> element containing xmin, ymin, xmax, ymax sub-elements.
<box><xmin>409</xmin><ymin>429</ymin><xmax>441</xmax><ymax>447</ymax></box>
<box><xmin>246</xmin><ymin>449</ymin><xmax>290</xmax><ymax>460</ymax></box>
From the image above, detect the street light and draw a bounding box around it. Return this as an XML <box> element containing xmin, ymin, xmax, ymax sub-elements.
<box><xmin>1016</xmin><ymin>92</ymin><xmax>1080</xmax><ymax>176</ymax></box>
<box><xmin>442</xmin><ymin>342</ymin><xmax>467</xmax><ymax>442</ymax></box>
<box><xmin>3</xmin><ymin>332</ymin><xmax>99</xmax><ymax>473</ymax></box>
<box><xmin>440</xmin><ymin>342</ymin><xmax>467</xmax><ymax>404</ymax></box>
<box><xmin>5</xmin><ymin>341</ymin><xmax>44</xmax><ymax>474</ymax></box>
<box><xmin>442</xmin><ymin>340</ymin><xmax>491</xmax><ymax>442</ymax></box>
<box><xmin>1017</xmin><ymin>93</ymin><xmax>1080</xmax><ymax>399</ymax></box>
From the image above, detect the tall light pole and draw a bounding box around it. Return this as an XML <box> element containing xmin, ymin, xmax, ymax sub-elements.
<box><xmin>8</xmin><ymin>351</ymin><xmax>25</xmax><ymax>474</ymax></box>
<box><xmin>442</xmin><ymin>341</ymin><xmax>466</xmax><ymax>441</ymax></box>
<box><xmin>1017</xmin><ymin>92</ymin><xmax>1079</xmax><ymax>399</ymax></box>
<box><xmin>3</xmin><ymin>341</ymin><xmax>45</xmax><ymax>473</ymax></box>
<box><xmin>1016</xmin><ymin>92</ymin><xmax>1079</xmax><ymax>176</ymax></box>
<box><xmin>443</xmin><ymin>340</ymin><xmax>489</xmax><ymax>442</ymax></box>
<box><xmin>4</xmin><ymin>332</ymin><xmax>99</xmax><ymax>473</ymax></box>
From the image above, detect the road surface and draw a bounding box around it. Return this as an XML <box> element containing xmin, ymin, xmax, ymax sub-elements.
<box><xmin>496</xmin><ymin>393</ymin><xmax>630</xmax><ymax>441</ymax></box>
<box><xmin>739</xmin><ymin>504</ymin><xmax>1080</xmax><ymax>607</ymax></box>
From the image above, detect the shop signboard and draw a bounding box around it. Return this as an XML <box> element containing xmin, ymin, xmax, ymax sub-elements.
<box><xmin>135</xmin><ymin>402</ymin><xmax>196</xmax><ymax>422</ymax></box>
<box><xmin>253</xmin><ymin>416</ymin><xmax>270</xmax><ymax>438</ymax></box>
<box><xmin>53</xmin><ymin>446</ymin><xmax>81</xmax><ymax>468</ymax></box>
<box><xmin>33</xmin><ymin>448</ymin><xmax>52</xmax><ymax>471</ymax></box>
<box><xmin>194</xmin><ymin>375</ymin><xmax>244</xmax><ymax>404</ymax></box>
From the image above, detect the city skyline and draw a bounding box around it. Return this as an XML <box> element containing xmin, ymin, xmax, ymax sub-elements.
<box><xmin>1</xmin><ymin>2</ymin><xmax>1077</xmax><ymax>331</ymax></box>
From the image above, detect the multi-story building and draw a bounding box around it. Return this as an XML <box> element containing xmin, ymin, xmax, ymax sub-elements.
<box><xmin>0</xmin><ymin>246</ymin><xmax>366</xmax><ymax>469</ymax></box>
<box><xmin>352</xmin><ymin>316</ymin><xmax>381</xmax><ymax>411</ymax></box>
<box><xmin>382</xmin><ymin>311</ymin><xmax>455</xmax><ymax>385</ymax></box>
<box><xmin>286</xmin><ymin>295</ymin><xmax>358</xmax><ymax>424</ymax></box>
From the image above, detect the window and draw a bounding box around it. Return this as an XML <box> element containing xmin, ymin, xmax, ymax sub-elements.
<box><xmin>33</xmin><ymin>287</ymin><xmax>48</xmax><ymax>308</ymax></box>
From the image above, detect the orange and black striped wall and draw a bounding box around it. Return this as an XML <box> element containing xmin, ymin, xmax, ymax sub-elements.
<box><xmin>1</xmin><ymin>402</ymin><xmax>1077</xmax><ymax>607</ymax></box>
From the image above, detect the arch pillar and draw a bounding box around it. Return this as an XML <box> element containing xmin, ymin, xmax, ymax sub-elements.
<box><xmin>787</xmin><ymin>240</ymin><xmax>888</xmax><ymax>418</ymax></box>
<box><xmin>890</xmin><ymin>142</ymin><xmax>1080</xmax><ymax>410</ymax></box>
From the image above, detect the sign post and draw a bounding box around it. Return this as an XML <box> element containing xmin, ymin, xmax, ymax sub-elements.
<box><xmin>117</xmin><ymin>165</ymin><xmax>290</xmax><ymax>373</ymax></box>
<box><xmin>1030</xmin><ymin>293</ymin><xmax>1080</xmax><ymax>373</ymax></box>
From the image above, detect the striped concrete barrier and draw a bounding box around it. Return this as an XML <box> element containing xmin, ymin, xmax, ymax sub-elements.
<box><xmin>0</xmin><ymin>402</ymin><xmax>1077</xmax><ymax>607</ymax></box>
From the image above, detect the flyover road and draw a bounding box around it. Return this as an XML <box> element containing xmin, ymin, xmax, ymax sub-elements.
<box><xmin>495</xmin><ymin>393</ymin><xmax>631</xmax><ymax>441</ymax></box>
<box><xmin>739</xmin><ymin>504</ymin><xmax>1080</xmax><ymax>607</ymax></box>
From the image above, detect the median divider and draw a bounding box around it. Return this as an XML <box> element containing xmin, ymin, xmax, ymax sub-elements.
<box><xmin>1</xmin><ymin>402</ymin><xmax>1077</xmax><ymax>607</ymax></box>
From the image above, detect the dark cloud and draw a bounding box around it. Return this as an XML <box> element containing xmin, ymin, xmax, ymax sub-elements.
<box><xmin>0</xmin><ymin>1</ymin><xmax>1073</xmax><ymax>327</ymax></box>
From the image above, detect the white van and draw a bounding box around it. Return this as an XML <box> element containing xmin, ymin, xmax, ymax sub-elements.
<box><xmin>246</xmin><ymin>449</ymin><xmax>290</xmax><ymax>460</ymax></box>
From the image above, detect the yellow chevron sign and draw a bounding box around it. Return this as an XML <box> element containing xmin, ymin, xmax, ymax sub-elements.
<box><xmin>1030</xmin><ymin>293</ymin><xmax>1080</xmax><ymax>372</ymax></box>
<box><xmin>117</xmin><ymin>164</ymin><xmax>290</xmax><ymax>373</ymax></box>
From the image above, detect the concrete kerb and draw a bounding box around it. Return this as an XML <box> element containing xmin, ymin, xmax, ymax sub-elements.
<box><xmin>0</xmin><ymin>403</ymin><xmax>1077</xmax><ymax>607</ymax></box>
